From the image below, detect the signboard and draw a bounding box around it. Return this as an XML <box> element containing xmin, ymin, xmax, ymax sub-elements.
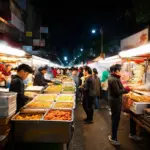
<box><xmin>33</xmin><ymin>39</ymin><xmax>45</xmax><ymax>47</ymax></box>
<box><xmin>40</xmin><ymin>27</ymin><xmax>48</xmax><ymax>33</ymax></box>
<box><xmin>121</xmin><ymin>28</ymin><xmax>148</xmax><ymax>51</ymax></box>
<box><xmin>22</xmin><ymin>45</ymin><xmax>32</xmax><ymax>52</ymax></box>
<box><xmin>11</xmin><ymin>12</ymin><xmax>24</xmax><ymax>32</ymax></box>
<box><xmin>26</xmin><ymin>32</ymin><xmax>32</xmax><ymax>37</ymax></box>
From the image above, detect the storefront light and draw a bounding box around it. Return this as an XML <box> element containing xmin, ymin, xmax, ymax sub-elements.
<box><xmin>119</xmin><ymin>43</ymin><xmax>150</xmax><ymax>58</ymax></box>
<box><xmin>0</xmin><ymin>44</ymin><xmax>25</xmax><ymax>57</ymax></box>
<box><xmin>105</xmin><ymin>55</ymin><xmax>119</xmax><ymax>61</ymax></box>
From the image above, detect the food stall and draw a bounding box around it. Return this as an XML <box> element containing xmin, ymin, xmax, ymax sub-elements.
<box><xmin>120</xmin><ymin>42</ymin><xmax>150</xmax><ymax>133</ymax></box>
<box><xmin>10</xmin><ymin>76</ymin><xmax>76</xmax><ymax>150</ymax></box>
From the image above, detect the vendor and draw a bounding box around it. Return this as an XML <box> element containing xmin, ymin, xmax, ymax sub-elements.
<box><xmin>34</xmin><ymin>66</ymin><xmax>52</xmax><ymax>86</ymax></box>
<box><xmin>9</xmin><ymin>64</ymin><xmax>33</xmax><ymax>112</ymax></box>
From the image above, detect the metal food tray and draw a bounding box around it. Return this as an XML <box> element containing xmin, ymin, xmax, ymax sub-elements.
<box><xmin>0</xmin><ymin>92</ymin><xmax>17</xmax><ymax>107</ymax></box>
<box><xmin>52</xmin><ymin>101</ymin><xmax>76</xmax><ymax>109</ymax></box>
<box><xmin>56</xmin><ymin>94</ymin><xmax>76</xmax><ymax>102</ymax></box>
<box><xmin>61</xmin><ymin>86</ymin><xmax>76</xmax><ymax>94</ymax></box>
<box><xmin>43</xmin><ymin>86</ymin><xmax>62</xmax><ymax>94</ymax></box>
<box><xmin>33</xmin><ymin>94</ymin><xmax>58</xmax><ymax>101</ymax></box>
<box><xmin>25</xmin><ymin>86</ymin><xmax>45</xmax><ymax>93</ymax></box>
<box><xmin>11</xmin><ymin>109</ymin><xmax>74</xmax><ymax>143</ymax></box>
<box><xmin>24</xmin><ymin>99</ymin><xmax>54</xmax><ymax>109</ymax></box>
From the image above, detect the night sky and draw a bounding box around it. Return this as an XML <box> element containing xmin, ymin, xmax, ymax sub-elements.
<box><xmin>31</xmin><ymin>0</ymin><xmax>133</xmax><ymax>61</ymax></box>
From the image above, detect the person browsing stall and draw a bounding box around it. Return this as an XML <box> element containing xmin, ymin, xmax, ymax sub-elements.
<box><xmin>34</xmin><ymin>66</ymin><xmax>52</xmax><ymax>86</ymax></box>
<box><xmin>9</xmin><ymin>64</ymin><xmax>33</xmax><ymax>112</ymax></box>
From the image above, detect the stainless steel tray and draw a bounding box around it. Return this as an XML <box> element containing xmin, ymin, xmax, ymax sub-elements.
<box><xmin>52</xmin><ymin>101</ymin><xmax>75</xmax><ymax>109</ymax></box>
<box><xmin>24</xmin><ymin>99</ymin><xmax>54</xmax><ymax>109</ymax></box>
<box><xmin>43</xmin><ymin>86</ymin><xmax>62</xmax><ymax>94</ymax></box>
<box><xmin>56</xmin><ymin>94</ymin><xmax>76</xmax><ymax>102</ymax></box>
<box><xmin>11</xmin><ymin>109</ymin><xmax>74</xmax><ymax>143</ymax></box>
<box><xmin>25</xmin><ymin>86</ymin><xmax>45</xmax><ymax>93</ymax></box>
<box><xmin>33</xmin><ymin>94</ymin><xmax>58</xmax><ymax>101</ymax></box>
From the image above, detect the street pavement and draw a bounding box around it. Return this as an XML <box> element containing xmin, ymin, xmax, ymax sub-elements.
<box><xmin>72</xmin><ymin>103</ymin><xmax>150</xmax><ymax>150</ymax></box>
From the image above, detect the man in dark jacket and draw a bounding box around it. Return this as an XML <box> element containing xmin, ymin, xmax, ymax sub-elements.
<box><xmin>108</xmin><ymin>64</ymin><xmax>129</xmax><ymax>145</ymax></box>
<box><xmin>34</xmin><ymin>66</ymin><xmax>52</xmax><ymax>86</ymax></box>
<box><xmin>80</xmin><ymin>66</ymin><xmax>95</xmax><ymax>124</ymax></box>
<box><xmin>9</xmin><ymin>64</ymin><xmax>33</xmax><ymax>112</ymax></box>
<box><xmin>108</xmin><ymin>64</ymin><xmax>142</xmax><ymax>146</ymax></box>
<box><xmin>92</xmin><ymin>68</ymin><xmax>102</xmax><ymax>110</ymax></box>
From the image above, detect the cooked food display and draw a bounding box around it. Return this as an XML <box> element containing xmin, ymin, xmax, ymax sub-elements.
<box><xmin>129</xmin><ymin>64</ymin><xmax>145</xmax><ymax>84</ymax></box>
<box><xmin>27</xmin><ymin>101</ymin><xmax>53</xmax><ymax>108</ymax></box>
<box><xmin>24</xmin><ymin>92</ymin><xmax>37</xmax><ymax>98</ymax></box>
<box><xmin>45</xmin><ymin>85</ymin><xmax>62</xmax><ymax>93</ymax></box>
<box><xmin>57</xmin><ymin>95</ymin><xmax>74</xmax><ymax>102</ymax></box>
<box><xmin>15</xmin><ymin>114</ymin><xmax>43</xmax><ymax>120</ymax></box>
<box><xmin>53</xmin><ymin>102</ymin><xmax>74</xmax><ymax>109</ymax></box>
<box><xmin>44</xmin><ymin>110</ymin><xmax>72</xmax><ymax>121</ymax></box>
<box><xmin>124</xmin><ymin>92</ymin><xmax>150</xmax><ymax>102</ymax></box>
<box><xmin>34</xmin><ymin>94</ymin><xmax>57</xmax><ymax>101</ymax></box>
<box><xmin>63</xmin><ymin>86</ymin><xmax>75</xmax><ymax>91</ymax></box>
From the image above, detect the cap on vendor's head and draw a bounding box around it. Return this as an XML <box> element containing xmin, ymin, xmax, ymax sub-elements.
<box><xmin>17</xmin><ymin>64</ymin><xmax>33</xmax><ymax>73</ymax></box>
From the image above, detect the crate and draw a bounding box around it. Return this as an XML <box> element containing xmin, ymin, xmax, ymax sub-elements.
<box><xmin>0</xmin><ymin>92</ymin><xmax>17</xmax><ymax>107</ymax></box>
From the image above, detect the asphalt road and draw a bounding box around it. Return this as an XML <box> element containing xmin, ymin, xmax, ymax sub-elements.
<box><xmin>71</xmin><ymin>103</ymin><xmax>150</xmax><ymax>150</ymax></box>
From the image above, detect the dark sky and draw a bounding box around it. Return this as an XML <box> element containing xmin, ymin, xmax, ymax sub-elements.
<box><xmin>31</xmin><ymin>0</ymin><xmax>132</xmax><ymax>60</ymax></box>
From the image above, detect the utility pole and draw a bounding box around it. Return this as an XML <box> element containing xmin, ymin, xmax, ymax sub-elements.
<box><xmin>100</xmin><ymin>28</ymin><xmax>103</xmax><ymax>53</ymax></box>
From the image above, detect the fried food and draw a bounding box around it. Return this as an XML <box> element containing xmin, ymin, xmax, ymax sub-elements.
<box><xmin>27</xmin><ymin>101</ymin><xmax>53</xmax><ymax>108</ymax></box>
<box><xmin>15</xmin><ymin>114</ymin><xmax>43</xmax><ymax>120</ymax></box>
<box><xmin>44</xmin><ymin>110</ymin><xmax>72</xmax><ymax>121</ymax></box>
<box><xmin>124</xmin><ymin>92</ymin><xmax>150</xmax><ymax>102</ymax></box>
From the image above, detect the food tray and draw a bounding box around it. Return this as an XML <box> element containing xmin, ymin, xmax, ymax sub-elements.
<box><xmin>34</xmin><ymin>94</ymin><xmax>58</xmax><ymax>101</ymax></box>
<box><xmin>44</xmin><ymin>86</ymin><xmax>62</xmax><ymax>94</ymax></box>
<box><xmin>53</xmin><ymin>102</ymin><xmax>75</xmax><ymax>109</ymax></box>
<box><xmin>62</xmin><ymin>82</ymin><xmax>75</xmax><ymax>86</ymax></box>
<box><xmin>12</xmin><ymin>112</ymin><xmax>44</xmax><ymax>121</ymax></box>
<box><xmin>0</xmin><ymin>92</ymin><xmax>17</xmax><ymax>107</ymax></box>
<box><xmin>11</xmin><ymin>109</ymin><xmax>74</xmax><ymax>143</ymax></box>
<box><xmin>56</xmin><ymin>94</ymin><xmax>75</xmax><ymax>102</ymax></box>
<box><xmin>25</xmin><ymin>86</ymin><xmax>44</xmax><ymax>93</ymax></box>
<box><xmin>44</xmin><ymin>109</ymin><xmax>73</xmax><ymax>122</ymax></box>
<box><xmin>0</xmin><ymin>102</ymin><xmax>16</xmax><ymax>117</ymax></box>
<box><xmin>24</xmin><ymin>100</ymin><xmax>53</xmax><ymax>109</ymax></box>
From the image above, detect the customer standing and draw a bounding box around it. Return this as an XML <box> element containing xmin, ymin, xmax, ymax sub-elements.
<box><xmin>101</xmin><ymin>69</ymin><xmax>110</xmax><ymax>106</ymax></box>
<box><xmin>92</xmin><ymin>68</ymin><xmax>101</xmax><ymax>110</ymax></box>
<box><xmin>108</xmin><ymin>64</ymin><xmax>130</xmax><ymax>145</ymax></box>
<box><xmin>80</xmin><ymin>66</ymin><xmax>95</xmax><ymax>124</ymax></box>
